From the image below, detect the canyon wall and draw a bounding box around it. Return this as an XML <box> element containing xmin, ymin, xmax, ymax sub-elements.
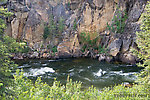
<box><xmin>3</xmin><ymin>0</ymin><xmax>148</xmax><ymax>64</ymax></box>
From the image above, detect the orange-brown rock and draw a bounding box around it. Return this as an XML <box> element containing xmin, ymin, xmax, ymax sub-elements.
<box><xmin>57</xmin><ymin>34</ymin><xmax>81</xmax><ymax>58</ymax></box>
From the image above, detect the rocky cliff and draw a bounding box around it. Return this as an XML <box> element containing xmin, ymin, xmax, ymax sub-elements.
<box><xmin>2</xmin><ymin>0</ymin><xmax>148</xmax><ymax>64</ymax></box>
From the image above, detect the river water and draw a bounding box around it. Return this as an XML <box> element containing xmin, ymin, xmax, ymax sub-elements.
<box><xmin>15</xmin><ymin>58</ymin><xmax>142</xmax><ymax>89</ymax></box>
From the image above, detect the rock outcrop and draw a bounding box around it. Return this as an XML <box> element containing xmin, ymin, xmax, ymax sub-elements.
<box><xmin>3</xmin><ymin>0</ymin><xmax>148</xmax><ymax>64</ymax></box>
<box><xmin>57</xmin><ymin>34</ymin><xmax>81</xmax><ymax>58</ymax></box>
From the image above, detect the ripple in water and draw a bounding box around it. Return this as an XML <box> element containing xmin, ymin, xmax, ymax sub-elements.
<box><xmin>94</xmin><ymin>69</ymin><xmax>107</xmax><ymax>77</ymax></box>
<box><xmin>15</xmin><ymin>58</ymin><xmax>142</xmax><ymax>89</ymax></box>
<box><xmin>24</xmin><ymin>67</ymin><xmax>55</xmax><ymax>77</ymax></box>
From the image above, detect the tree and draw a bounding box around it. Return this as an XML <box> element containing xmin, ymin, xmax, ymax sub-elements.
<box><xmin>134</xmin><ymin>1</ymin><xmax>150</xmax><ymax>85</ymax></box>
<box><xmin>0</xmin><ymin>7</ymin><xmax>26</xmax><ymax>99</ymax></box>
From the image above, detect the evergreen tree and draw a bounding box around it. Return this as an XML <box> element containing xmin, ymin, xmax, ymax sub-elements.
<box><xmin>134</xmin><ymin>1</ymin><xmax>150</xmax><ymax>85</ymax></box>
<box><xmin>0</xmin><ymin>7</ymin><xmax>25</xmax><ymax>99</ymax></box>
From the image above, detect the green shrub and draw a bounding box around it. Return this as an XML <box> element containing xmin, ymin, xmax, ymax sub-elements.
<box><xmin>80</xmin><ymin>32</ymin><xmax>108</xmax><ymax>54</ymax></box>
<box><xmin>43</xmin><ymin>15</ymin><xmax>56</xmax><ymax>40</ymax></box>
<box><xmin>52</xmin><ymin>46</ymin><xmax>57</xmax><ymax>53</ymax></box>
<box><xmin>0</xmin><ymin>7</ymin><xmax>12</xmax><ymax>35</ymax></box>
<box><xmin>0</xmin><ymin>0</ymin><xmax>7</xmax><ymax>2</ymax></box>
<box><xmin>11</xmin><ymin>70</ymin><xmax>83</xmax><ymax>100</ymax></box>
<box><xmin>98</xmin><ymin>45</ymin><xmax>108</xmax><ymax>54</ymax></box>
<box><xmin>43</xmin><ymin>26</ymin><xmax>50</xmax><ymax>40</ymax></box>
<box><xmin>43</xmin><ymin>16</ymin><xmax>65</xmax><ymax>39</ymax></box>
<box><xmin>2</xmin><ymin>36</ymin><xmax>28</xmax><ymax>53</ymax></box>
<box><xmin>107</xmin><ymin>7</ymin><xmax>127</xmax><ymax>34</ymax></box>
<box><xmin>57</xmin><ymin>17</ymin><xmax>65</xmax><ymax>36</ymax></box>
<box><xmin>80</xmin><ymin>32</ymin><xmax>98</xmax><ymax>52</ymax></box>
<box><xmin>9</xmin><ymin>69</ymin><xmax>150</xmax><ymax>100</ymax></box>
<box><xmin>73</xmin><ymin>19</ymin><xmax>77</xmax><ymax>30</ymax></box>
<box><xmin>67</xmin><ymin>2</ymin><xmax>71</xmax><ymax>8</ymax></box>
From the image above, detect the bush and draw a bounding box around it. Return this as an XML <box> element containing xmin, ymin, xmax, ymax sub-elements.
<box><xmin>3</xmin><ymin>36</ymin><xmax>28</xmax><ymax>53</ymax></box>
<box><xmin>80</xmin><ymin>32</ymin><xmax>108</xmax><ymax>54</ymax></box>
<box><xmin>98</xmin><ymin>45</ymin><xmax>108</xmax><ymax>54</ymax></box>
<box><xmin>43</xmin><ymin>26</ymin><xmax>50</xmax><ymax>40</ymax></box>
<box><xmin>80</xmin><ymin>32</ymin><xmax>98</xmax><ymax>52</ymax></box>
<box><xmin>52</xmin><ymin>46</ymin><xmax>57</xmax><ymax>53</ymax></box>
<box><xmin>43</xmin><ymin>16</ymin><xmax>65</xmax><ymax>39</ymax></box>
<box><xmin>107</xmin><ymin>7</ymin><xmax>127</xmax><ymax>34</ymax></box>
<box><xmin>9</xmin><ymin>69</ymin><xmax>149</xmax><ymax>100</ymax></box>
<box><xmin>73</xmin><ymin>19</ymin><xmax>77</xmax><ymax>30</ymax></box>
<box><xmin>57</xmin><ymin>17</ymin><xmax>65</xmax><ymax>36</ymax></box>
<box><xmin>43</xmin><ymin>15</ymin><xmax>56</xmax><ymax>40</ymax></box>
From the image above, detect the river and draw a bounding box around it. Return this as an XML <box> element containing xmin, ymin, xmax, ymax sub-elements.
<box><xmin>15</xmin><ymin>58</ymin><xmax>142</xmax><ymax>89</ymax></box>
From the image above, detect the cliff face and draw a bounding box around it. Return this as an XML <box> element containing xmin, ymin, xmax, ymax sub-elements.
<box><xmin>4</xmin><ymin>0</ymin><xmax>147</xmax><ymax>63</ymax></box>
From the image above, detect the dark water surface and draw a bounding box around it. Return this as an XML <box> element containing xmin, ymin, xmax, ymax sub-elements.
<box><xmin>15</xmin><ymin>58</ymin><xmax>142</xmax><ymax>89</ymax></box>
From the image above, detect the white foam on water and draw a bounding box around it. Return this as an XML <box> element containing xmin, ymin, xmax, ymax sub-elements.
<box><xmin>42</xmin><ymin>64</ymin><xmax>48</xmax><ymax>66</ymax></box>
<box><xmin>94</xmin><ymin>69</ymin><xmax>103</xmax><ymax>77</ymax></box>
<box><xmin>68</xmin><ymin>68</ymin><xmax>75</xmax><ymax>72</ymax></box>
<box><xmin>110</xmin><ymin>71</ymin><xmax>123</xmax><ymax>74</ymax></box>
<box><xmin>48</xmin><ymin>60</ymin><xmax>57</xmax><ymax>62</ymax></box>
<box><xmin>24</xmin><ymin>67</ymin><xmax>55</xmax><ymax>77</ymax></box>
<box><xmin>84</xmin><ymin>77</ymin><xmax>91</xmax><ymax>81</ymax></box>
<box><xmin>18</xmin><ymin>64</ymin><xmax>31</xmax><ymax>68</ymax></box>
<box><xmin>87</xmin><ymin>66</ymin><xmax>92</xmax><ymax>69</ymax></box>
<box><xmin>120</xmin><ymin>72</ymin><xmax>137</xmax><ymax>76</ymax></box>
<box><xmin>79</xmin><ymin>69</ymin><xmax>84</xmax><ymax>73</ymax></box>
<box><xmin>109</xmin><ymin>71</ymin><xmax>137</xmax><ymax>76</ymax></box>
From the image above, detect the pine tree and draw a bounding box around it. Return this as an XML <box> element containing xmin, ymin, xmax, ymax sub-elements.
<box><xmin>135</xmin><ymin>1</ymin><xmax>150</xmax><ymax>85</ymax></box>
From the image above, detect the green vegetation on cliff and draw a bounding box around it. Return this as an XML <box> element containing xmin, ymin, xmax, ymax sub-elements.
<box><xmin>43</xmin><ymin>16</ymin><xmax>65</xmax><ymax>40</ymax></box>
<box><xmin>79</xmin><ymin>32</ymin><xmax>108</xmax><ymax>54</ymax></box>
<box><xmin>80</xmin><ymin>32</ymin><xmax>98</xmax><ymax>52</ymax></box>
<box><xmin>107</xmin><ymin>7</ymin><xmax>127</xmax><ymax>34</ymax></box>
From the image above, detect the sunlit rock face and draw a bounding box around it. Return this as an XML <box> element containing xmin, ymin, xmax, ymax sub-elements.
<box><xmin>57</xmin><ymin>34</ymin><xmax>81</xmax><ymax>58</ymax></box>
<box><xmin>78</xmin><ymin>0</ymin><xmax>116</xmax><ymax>34</ymax></box>
<box><xmin>5</xmin><ymin>0</ymin><xmax>147</xmax><ymax>63</ymax></box>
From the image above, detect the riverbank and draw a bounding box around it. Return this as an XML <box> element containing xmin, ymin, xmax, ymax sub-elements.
<box><xmin>11</xmin><ymin>49</ymin><xmax>139</xmax><ymax>65</ymax></box>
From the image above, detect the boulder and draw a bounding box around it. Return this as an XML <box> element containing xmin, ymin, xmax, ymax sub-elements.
<box><xmin>93</xmin><ymin>54</ymin><xmax>100</xmax><ymax>59</ymax></box>
<box><xmin>119</xmin><ymin>52</ymin><xmax>137</xmax><ymax>64</ymax></box>
<box><xmin>13</xmin><ymin>54</ymin><xmax>23</xmax><ymax>60</ymax></box>
<box><xmin>121</xmin><ymin>37</ymin><xmax>132</xmax><ymax>53</ymax></box>
<box><xmin>30</xmin><ymin>52</ymin><xmax>39</xmax><ymax>58</ymax></box>
<box><xmin>106</xmin><ymin>56</ymin><xmax>113</xmax><ymax>63</ymax></box>
<box><xmin>108</xmin><ymin>39</ymin><xmax>122</xmax><ymax>57</ymax></box>
<box><xmin>42</xmin><ymin>53</ymin><xmax>51</xmax><ymax>58</ymax></box>
<box><xmin>98</xmin><ymin>54</ymin><xmax>113</xmax><ymax>63</ymax></box>
<box><xmin>98</xmin><ymin>54</ymin><xmax>106</xmax><ymax>62</ymax></box>
<box><xmin>84</xmin><ymin>51</ymin><xmax>90</xmax><ymax>57</ymax></box>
